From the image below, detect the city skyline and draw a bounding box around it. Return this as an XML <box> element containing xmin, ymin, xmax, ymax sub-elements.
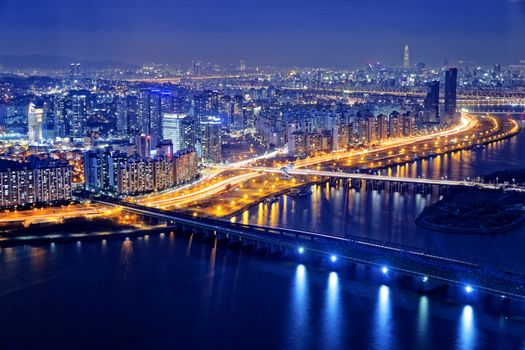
<box><xmin>1</xmin><ymin>0</ymin><xmax>525</xmax><ymax>67</ymax></box>
<box><xmin>2</xmin><ymin>2</ymin><xmax>525</xmax><ymax>349</ymax></box>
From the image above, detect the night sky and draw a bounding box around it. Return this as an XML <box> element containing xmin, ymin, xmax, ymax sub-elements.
<box><xmin>0</xmin><ymin>0</ymin><xmax>524</xmax><ymax>67</ymax></box>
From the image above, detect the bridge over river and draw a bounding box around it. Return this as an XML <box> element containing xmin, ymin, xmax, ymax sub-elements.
<box><xmin>91</xmin><ymin>198</ymin><xmax>525</xmax><ymax>302</ymax></box>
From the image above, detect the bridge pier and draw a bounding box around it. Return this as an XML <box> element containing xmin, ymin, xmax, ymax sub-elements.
<box><xmin>174</xmin><ymin>222</ymin><xmax>183</xmax><ymax>232</ymax></box>
<box><xmin>268</xmin><ymin>244</ymin><xmax>284</xmax><ymax>256</ymax></box>
<box><xmin>216</xmin><ymin>232</ymin><xmax>229</xmax><ymax>243</ymax></box>
<box><xmin>182</xmin><ymin>224</ymin><xmax>194</xmax><ymax>235</ymax></box>
<box><xmin>193</xmin><ymin>227</ymin><xmax>205</xmax><ymax>238</ymax></box>
<box><xmin>438</xmin><ymin>185</ymin><xmax>449</xmax><ymax>195</ymax></box>
<box><xmin>204</xmin><ymin>229</ymin><xmax>216</xmax><ymax>240</ymax></box>
<box><xmin>254</xmin><ymin>241</ymin><xmax>269</xmax><ymax>254</ymax></box>
<box><xmin>228</xmin><ymin>235</ymin><xmax>243</xmax><ymax>248</ymax></box>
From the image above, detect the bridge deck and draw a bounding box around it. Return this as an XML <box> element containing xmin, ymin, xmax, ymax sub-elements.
<box><xmin>96</xmin><ymin>199</ymin><xmax>525</xmax><ymax>301</ymax></box>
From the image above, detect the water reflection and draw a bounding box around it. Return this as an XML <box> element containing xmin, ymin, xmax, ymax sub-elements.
<box><xmin>372</xmin><ymin>285</ymin><xmax>394</xmax><ymax>350</ymax></box>
<box><xmin>416</xmin><ymin>296</ymin><xmax>429</xmax><ymax>347</ymax></box>
<box><xmin>287</xmin><ymin>264</ymin><xmax>309</xmax><ymax>350</ymax></box>
<box><xmin>321</xmin><ymin>272</ymin><xmax>342</xmax><ymax>349</ymax></box>
<box><xmin>457</xmin><ymin>305</ymin><xmax>477</xmax><ymax>350</ymax></box>
<box><xmin>120</xmin><ymin>239</ymin><xmax>134</xmax><ymax>286</ymax></box>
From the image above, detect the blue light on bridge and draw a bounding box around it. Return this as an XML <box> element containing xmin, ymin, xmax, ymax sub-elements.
<box><xmin>298</xmin><ymin>247</ymin><xmax>305</xmax><ymax>254</ymax></box>
<box><xmin>465</xmin><ymin>285</ymin><xmax>473</xmax><ymax>294</ymax></box>
<box><xmin>422</xmin><ymin>276</ymin><xmax>429</xmax><ymax>283</ymax></box>
<box><xmin>381</xmin><ymin>266</ymin><xmax>389</xmax><ymax>274</ymax></box>
<box><xmin>330</xmin><ymin>255</ymin><xmax>337</xmax><ymax>263</ymax></box>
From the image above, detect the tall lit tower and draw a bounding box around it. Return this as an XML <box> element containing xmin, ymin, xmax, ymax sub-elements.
<box><xmin>403</xmin><ymin>45</ymin><xmax>410</xmax><ymax>69</ymax></box>
<box><xmin>28</xmin><ymin>101</ymin><xmax>44</xmax><ymax>144</ymax></box>
<box><xmin>445</xmin><ymin>67</ymin><xmax>458</xmax><ymax>122</ymax></box>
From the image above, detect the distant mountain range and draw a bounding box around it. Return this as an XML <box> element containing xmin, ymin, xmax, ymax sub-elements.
<box><xmin>0</xmin><ymin>55</ymin><xmax>139</xmax><ymax>70</ymax></box>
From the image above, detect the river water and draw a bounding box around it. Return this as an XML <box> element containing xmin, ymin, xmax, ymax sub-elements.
<box><xmin>1</xmin><ymin>117</ymin><xmax>525</xmax><ymax>349</ymax></box>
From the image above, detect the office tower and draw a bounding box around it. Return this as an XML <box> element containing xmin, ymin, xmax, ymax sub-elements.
<box><xmin>149</xmin><ymin>90</ymin><xmax>163</xmax><ymax>148</ymax></box>
<box><xmin>193</xmin><ymin>90</ymin><xmax>220</xmax><ymax>118</ymax></box>
<box><xmin>138</xmin><ymin>89</ymin><xmax>163</xmax><ymax>149</ymax></box>
<box><xmin>69</xmin><ymin>63</ymin><xmax>81</xmax><ymax>81</ymax></box>
<box><xmin>52</xmin><ymin>94</ymin><xmax>67</xmax><ymax>138</ymax></box>
<box><xmin>27</xmin><ymin>101</ymin><xmax>44</xmax><ymax>144</ymax></box>
<box><xmin>116</xmin><ymin>94</ymin><xmax>139</xmax><ymax>137</ymax></box>
<box><xmin>404</xmin><ymin>45</ymin><xmax>410</xmax><ymax>69</ymax></box>
<box><xmin>232</xmin><ymin>95</ymin><xmax>244</xmax><ymax>129</ymax></box>
<box><xmin>445</xmin><ymin>68</ymin><xmax>458</xmax><ymax>121</ymax></box>
<box><xmin>163</xmin><ymin>113</ymin><xmax>191</xmax><ymax>152</ymax></box>
<box><xmin>424</xmin><ymin>81</ymin><xmax>440</xmax><ymax>124</ymax></box>
<box><xmin>240</xmin><ymin>60</ymin><xmax>246</xmax><ymax>71</ymax></box>
<box><xmin>161</xmin><ymin>91</ymin><xmax>173</xmax><ymax>114</ymax></box>
<box><xmin>192</xmin><ymin>60</ymin><xmax>200</xmax><ymax>75</ymax></box>
<box><xmin>199</xmin><ymin>118</ymin><xmax>222</xmax><ymax>163</ymax></box>
<box><xmin>42</xmin><ymin>98</ymin><xmax>56</xmax><ymax>141</ymax></box>
<box><xmin>125</xmin><ymin>95</ymin><xmax>140</xmax><ymax>136</ymax></box>
<box><xmin>116</xmin><ymin>97</ymin><xmax>128</xmax><ymax>136</ymax></box>
<box><xmin>67</xmin><ymin>92</ymin><xmax>89</xmax><ymax>137</ymax></box>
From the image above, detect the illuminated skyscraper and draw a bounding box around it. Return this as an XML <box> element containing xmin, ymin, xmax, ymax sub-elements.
<box><xmin>199</xmin><ymin>118</ymin><xmax>222</xmax><ymax>163</ymax></box>
<box><xmin>163</xmin><ymin>113</ymin><xmax>192</xmax><ymax>152</ymax></box>
<box><xmin>403</xmin><ymin>45</ymin><xmax>410</xmax><ymax>69</ymax></box>
<box><xmin>138</xmin><ymin>89</ymin><xmax>163</xmax><ymax>149</ymax></box>
<box><xmin>69</xmin><ymin>63</ymin><xmax>81</xmax><ymax>81</ymax></box>
<box><xmin>424</xmin><ymin>81</ymin><xmax>440</xmax><ymax>124</ymax></box>
<box><xmin>27</xmin><ymin>101</ymin><xmax>43</xmax><ymax>144</ymax></box>
<box><xmin>445</xmin><ymin>68</ymin><xmax>458</xmax><ymax>121</ymax></box>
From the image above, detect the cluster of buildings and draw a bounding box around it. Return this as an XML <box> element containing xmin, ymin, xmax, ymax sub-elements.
<box><xmin>422</xmin><ymin>68</ymin><xmax>458</xmax><ymax>125</ymax></box>
<box><xmin>284</xmin><ymin>109</ymin><xmax>418</xmax><ymax>157</ymax></box>
<box><xmin>84</xmin><ymin>147</ymin><xmax>198</xmax><ymax>196</ymax></box>
<box><xmin>0</xmin><ymin>156</ymin><xmax>72</xmax><ymax>208</ymax></box>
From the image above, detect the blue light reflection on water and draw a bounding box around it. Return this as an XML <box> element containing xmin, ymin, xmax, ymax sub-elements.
<box><xmin>457</xmin><ymin>305</ymin><xmax>477</xmax><ymax>350</ymax></box>
<box><xmin>320</xmin><ymin>272</ymin><xmax>343</xmax><ymax>349</ymax></box>
<box><xmin>286</xmin><ymin>264</ymin><xmax>310</xmax><ymax>350</ymax></box>
<box><xmin>372</xmin><ymin>285</ymin><xmax>395</xmax><ymax>350</ymax></box>
<box><xmin>417</xmin><ymin>295</ymin><xmax>430</xmax><ymax>347</ymax></box>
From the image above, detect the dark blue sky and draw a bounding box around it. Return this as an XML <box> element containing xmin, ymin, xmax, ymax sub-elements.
<box><xmin>0</xmin><ymin>0</ymin><xmax>524</xmax><ymax>67</ymax></box>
